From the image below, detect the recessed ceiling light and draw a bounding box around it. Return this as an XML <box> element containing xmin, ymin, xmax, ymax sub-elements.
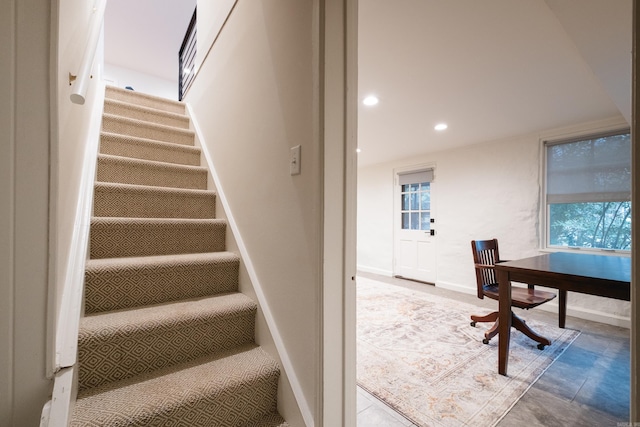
<box><xmin>363</xmin><ymin>95</ymin><xmax>379</xmax><ymax>106</ymax></box>
<box><xmin>356</xmin><ymin>148</ymin><xmax>362</xmax><ymax>153</ymax></box>
<box><xmin>434</xmin><ymin>123</ymin><xmax>448</xmax><ymax>131</ymax></box>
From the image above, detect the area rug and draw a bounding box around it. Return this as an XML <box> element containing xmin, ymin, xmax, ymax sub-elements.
<box><xmin>357</xmin><ymin>277</ymin><xmax>580</xmax><ymax>427</ymax></box>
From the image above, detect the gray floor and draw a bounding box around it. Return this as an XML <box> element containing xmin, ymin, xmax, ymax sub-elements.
<box><xmin>356</xmin><ymin>272</ymin><xmax>630</xmax><ymax>427</ymax></box>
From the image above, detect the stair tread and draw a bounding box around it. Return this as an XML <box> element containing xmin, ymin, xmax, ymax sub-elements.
<box><xmin>103</xmin><ymin>113</ymin><xmax>195</xmax><ymax>135</ymax></box>
<box><xmin>104</xmin><ymin>98</ymin><xmax>190</xmax><ymax>122</ymax></box>
<box><xmin>72</xmin><ymin>344</ymin><xmax>280</xmax><ymax>426</ymax></box>
<box><xmin>101</xmin><ymin>131</ymin><xmax>201</xmax><ymax>153</ymax></box>
<box><xmin>97</xmin><ymin>153</ymin><xmax>207</xmax><ymax>173</ymax></box>
<box><xmin>102</xmin><ymin>113</ymin><xmax>195</xmax><ymax>146</ymax></box>
<box><xmin>100</xmin><ymin>131</ymin><xmax>202</xmax><ymax>166</ymax></box>
<box><xmin>105</xmin><ymin>85</ymin><xmax>185</xmax><ymax>114</ymax></box>
<box><xmin>79</xmin><ymin>292</ymin><xmax>256</xmax><ymax>340</ymax></box>
<box><xmin>96</xmin><ymin>153</ymin><xmax>208</xmax><ymax>189</ymax></box>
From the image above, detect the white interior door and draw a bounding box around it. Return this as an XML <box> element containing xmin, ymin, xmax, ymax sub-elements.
<box><xmin>394</xmin><ymin>168</ymin><xmax>437</xmax><ymax>283</ymax></box>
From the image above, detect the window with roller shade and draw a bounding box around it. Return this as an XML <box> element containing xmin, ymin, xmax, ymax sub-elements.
<box><xmin>544</xmin><ymin>130</ymin><xmax>631</xmax><ymax>251</ymax></box>
<box><xmin>399</xmin><ymin>169</ymin><xmax>433</xmax><ymax>231</ymax></box>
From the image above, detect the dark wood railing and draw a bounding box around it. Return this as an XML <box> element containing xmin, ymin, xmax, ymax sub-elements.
<box><xmin>179</xmin><ymin>8</ymin><xmax>197</xmax><ymax>101</ymax></box>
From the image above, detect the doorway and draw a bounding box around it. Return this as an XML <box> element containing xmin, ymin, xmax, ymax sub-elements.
<box><xmin>393</xmin><ymin>166</ymin><xmax>436</xmax><ymax>283</ymax></box>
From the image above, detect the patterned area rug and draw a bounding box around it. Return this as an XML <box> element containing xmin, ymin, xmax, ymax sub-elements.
<box><xmin>357</xmin><ymin>277</ymin><xmax>580</xmax><ymax>427</ymax></box>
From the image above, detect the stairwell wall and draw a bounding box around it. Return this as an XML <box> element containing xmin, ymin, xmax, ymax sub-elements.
<box><xmin>185</xmin><ymin>1</ymin><xmax>321</xmax><ymax>425</ymax></box>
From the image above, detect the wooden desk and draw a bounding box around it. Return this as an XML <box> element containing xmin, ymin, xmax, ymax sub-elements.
<box><xmin>495</xmin><ymin>252</ymin><xmax>630</xmax><ymax>376</ymax></box>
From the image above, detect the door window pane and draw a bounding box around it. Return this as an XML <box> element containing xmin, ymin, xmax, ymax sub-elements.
<box><xmin>420</xmin><ymin>212</ymin><xmax>431</xmax><ymax>230</ymax></box>
<box><xmin>410</xmin><ymin>213</ymin><xmax>419</xmax><ymax>230</ymax></box>
<box><xmin>420</xmin><ymin>192</ymin><xmax>430</xmax><ymax>210</ymax></box>
<box><xmin>410</xmin><ymin>193</ymin><xmax>419</xmax><ymax>210</ymax></box>
<box><xmin>402</xmin><ymin>213</ymin><xmax>410</xmax><ymax>229</ymax></box>
<box><xmin>402</xmin><ymin>194</ymin><xmax>410</xmax><ymax>210</ymax></box>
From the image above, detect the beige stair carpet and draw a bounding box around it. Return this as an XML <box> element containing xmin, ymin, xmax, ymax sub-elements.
<box><xmin>70</xmin><ymin>86</ymin><xmax>288</xmax><ymax>426</ymax></box>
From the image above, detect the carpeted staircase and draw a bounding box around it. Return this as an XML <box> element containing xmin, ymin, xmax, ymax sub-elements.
<box><xmin>70</xmin><ymin>86</ymin><xmax>288</xmax><ymax>427</ymax></box>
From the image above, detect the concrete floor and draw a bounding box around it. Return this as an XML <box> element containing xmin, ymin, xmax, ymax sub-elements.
<box><xmin>356</xmin><ymin>272</ymin><xmax>630</xmax><ymax>427</ymax></box>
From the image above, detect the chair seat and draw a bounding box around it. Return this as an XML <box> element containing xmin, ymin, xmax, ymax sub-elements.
<box><xmin>483</xmin><ymin>284</ymin><xmax>556</xmax><ymax>309</ymax></box>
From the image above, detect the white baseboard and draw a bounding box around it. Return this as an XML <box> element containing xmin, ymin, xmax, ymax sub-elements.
<box><xmin>435</xmin><ymin>280</ymin><xmax>477</xmax><ymax>296</ymax></box>
<box><xmin>357</xmin><ymin>265</ymin><xmax>393</xmax><ymax>277</ymax></box>
<box><xmin>535</xmin><ymin>300</ymin><xmax>631</xmax><ymax>329</ymax></box>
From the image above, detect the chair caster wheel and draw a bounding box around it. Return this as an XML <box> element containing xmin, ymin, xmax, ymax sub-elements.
<box><xmin>470</xmin><ymin>321</ymin><xmax>476</xmax><ymax>327</ymax></box>
<box><xmin>537</xmin><ymin>344</ymin><xmax>546</xmax><ymax>350</ymax></box>
<box><xmin>482</xmin><ymin>338</ymin><xmax>490</xmax><ymax>345</ymax></box>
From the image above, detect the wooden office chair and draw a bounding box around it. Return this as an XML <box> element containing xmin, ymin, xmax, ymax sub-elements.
<box><xmin>470</xmin><ymin>239</ymin><xmax>556</xmax><ymax>350</ymax></box>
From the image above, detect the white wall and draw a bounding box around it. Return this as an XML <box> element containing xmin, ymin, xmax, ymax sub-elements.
<box><xmin>358</xmin><ymin>116</ymin><xmax>631</xmax><ymax>327</ymax></box>
<box><xmin>0</xmin><ymin>0</ymin><xmax>54</xmax><ymax>425</ymax></box>
<box><xmin>186</xmin><ymin>1</ymin><xmax>320</xmax><ymax>425</ymax></box>
<box><xmin>195</xmin><ymin>0</ymin><xmax>236</xmax><ymax>74</ymax></box>
<box><xmin>104</xmin><ymin>63</ymin><xmax>177</xmax><ymax>100</ymax></box>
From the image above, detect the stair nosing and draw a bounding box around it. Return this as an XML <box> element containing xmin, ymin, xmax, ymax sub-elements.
<box><xmin>93</xmin><ymin>182</ymin><xmax>215</xmax><ymax>198</ymax></box>
<box><xmin>84</xmin><ymin>251</ymin><xmax>240</xmax><ymax>269</ymax></box>
<box><xmin>90</xmin><ymin>217</ymin><xmax>225</xmax><ymax>225</ymax></box>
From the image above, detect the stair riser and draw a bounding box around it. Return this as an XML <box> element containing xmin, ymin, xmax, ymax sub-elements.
<box><xmin>93</xmin><ymin>187</ymin><xmax>215</xmax><ymax>219</ymax></box>
<box><xmin>104</xmin><ymin>100</ymin><xmax>190</xmax><ymax>129</ymax></box>
<box><xmin>102</xmin><ymin>115</ymin><xmax>194</xmax><ymax>146</ymax></box>
<box><xmin>78</xmin><ymin>310</ymin><xmax>257</xmax><ymax>390</ymax></box>
<box><xmin>105</xmin><ymin>87</ymin><xmax>185</xmax><ymax>114</ymax></box>
<box><xmin>100</xmin><ymin>133</ymin><xmax>201</xmax><ymax>166</ymax></box>
<box><xmin>97</xmin><ymin>157</ymin><xmax>208</xmax><ymax>190</ymax></box>
<box><xmin>90</xmin><ymin>220</ymin><xmax>226</xmax><ymax>258</ymax></box>
<box><xmin>84</xmin><ymin>256</ymin><xmax>240</xmax><ymax>314</ymax></box>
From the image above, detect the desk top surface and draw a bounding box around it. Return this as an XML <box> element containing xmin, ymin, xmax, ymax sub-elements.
<box><xmin>496</xmin><ymin>252</ymin><xmax>630</xmax><ymax>284</ymax></box>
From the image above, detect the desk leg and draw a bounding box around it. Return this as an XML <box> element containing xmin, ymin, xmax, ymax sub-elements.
<box><xmin>497</xmin><ymin>269</ymin><xmax>512</xmax><ymax>376</ymax></box>
<box><xmin>559</xmin><ymin>290</ymin><xmax>567</xmax><ymax>329</ymax></box>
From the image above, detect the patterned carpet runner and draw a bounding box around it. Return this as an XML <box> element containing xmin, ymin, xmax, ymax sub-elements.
<box><xmin>70</xmin><ymin>86</ymin><xmax>288</xmax><ymax>426</ymax></box>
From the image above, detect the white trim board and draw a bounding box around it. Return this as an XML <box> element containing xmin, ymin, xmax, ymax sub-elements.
<box><xmin>55</xmin><ymin>81</ymin><xmax>106</xmax><ymax>370</ymax></box>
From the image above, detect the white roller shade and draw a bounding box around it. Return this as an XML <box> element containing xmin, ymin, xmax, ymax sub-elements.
<box><xmin>546</xmin><ymin>133</ymin><xmax>630</xmax><ymax>204</ymax></box>
<box><xmin>398</xmin><ymin>169</ymin><xmax>434</xmax><ymax>186</ymax></box>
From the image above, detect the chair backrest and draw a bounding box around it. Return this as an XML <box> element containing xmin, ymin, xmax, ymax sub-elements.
<box><xmin>470</xmin><ymin>239</ymin><xmax>501</xmax><ymax>299</ymax></box>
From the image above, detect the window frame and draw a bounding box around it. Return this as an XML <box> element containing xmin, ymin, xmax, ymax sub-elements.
<box><xmin>541</xmin><ymin>127</ymin><xmax>631</xmax><ymax>254</ymax></box>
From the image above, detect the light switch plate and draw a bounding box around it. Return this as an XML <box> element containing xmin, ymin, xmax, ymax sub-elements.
<box><xmin>290</xmin><ymin>145</ymin><xmax>301</xmax><ymax>175</ymax></box>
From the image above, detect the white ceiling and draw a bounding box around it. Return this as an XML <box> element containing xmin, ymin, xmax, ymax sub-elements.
<box><xmin>104</xmin><ymin>0</ymin><xmax>196</xmax><ymax>81</ymax></box>
<box><xmin>104</xmin><ymin>0</ymin><xmax>632</xmax><ymax>167</ymax></box>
